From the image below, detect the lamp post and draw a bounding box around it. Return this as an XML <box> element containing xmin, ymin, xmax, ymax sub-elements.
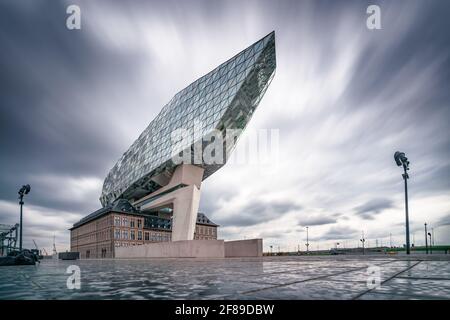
<box><xmin>18</xmin><ymin>184</ymin><xmax>31</xmax><ymax>252</ymax></box>
<box><xmin>394</xmin><ymin>151</ymin><xmax>411</xmax><ymax>254</ymax></box>
<box><xmin>431</xmin><ymin>228</ymin><xmax>435</xmax><ymax>246</ymax></box>
<box><xmin>428</xmin><ymin>232</ymin><xmax>432</xmax><ymax>254</ymax></box>
<box><xmin>424</xmin><ymin>223</ymin><xmax>428</xmax><ymax>254</ymax></box>
<box><xmin>360</xmin><ymin>231</ymin><xmax>366</xmax><ymax>255</ymax></box>
<box><xmin>306</xmin><ymin>226</ymin><xmax>309</xmax><ymax>254</ymax></box>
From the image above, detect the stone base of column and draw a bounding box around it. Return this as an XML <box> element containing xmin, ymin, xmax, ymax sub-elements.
<box><xmin>115</xmin><ymin>239</ymin><xmax>263</xmax><ymax>258</ymax></box>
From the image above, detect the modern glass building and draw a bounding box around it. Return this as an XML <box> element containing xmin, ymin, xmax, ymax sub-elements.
<box><xmin>70</xmin><ymin>31</ymin><xmax>277</xmax><ymax>245</ymax></box>
<box><xmin>100</xmin><ymin>31</ymin><xmax>276</xmax><ymax>208</ymax></box>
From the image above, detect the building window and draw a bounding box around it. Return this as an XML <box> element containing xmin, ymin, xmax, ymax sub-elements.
<box><xmin>114</xmin><ymin>229</ymin><xmax>121</xmax><ymax>239</ymax></box>
<box><xmin>138</xmin><ymin>230</ymin><xmax>142</xmax><ymax>241</ymax></box>
<box><xmin>122</xmin><ymin>217</ymin><xmax>128</xmax><ymax>227</ymax></box>
<box><xmin>137</xmin><ymin>219</ymin><xmax>142</xmax><ymax>228</ymax></box>
<box><xmin>122</xmin><ymin>230</ymin><xmax>128</xmax><ymax>240</ymax></box>
<box><xmin>130</xmin><ymin>219</ymin><xmax>135</xmax><ymax>228</ymax></box>
<box><xmin>131</xmin><ymin>230</ymin><xmax>135</xmax><ymax>240</ymax></box>
<box><xmin>145</xmin><ymin>232</ymin><xmax>149</xmax><ymax>241</ymax></box>
<box><xmin>114</xmin><ymin>217</ymin><xmax>120</xmax><ymax>226</ymax></box>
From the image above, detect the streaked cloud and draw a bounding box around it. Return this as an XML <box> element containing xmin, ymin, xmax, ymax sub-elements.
<box><xmin>354</xmin><ymin>198</ymin><xmax>395</xmax><ymax>220</ymax></box>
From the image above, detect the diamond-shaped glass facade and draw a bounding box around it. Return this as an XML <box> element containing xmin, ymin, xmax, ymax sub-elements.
<box><xmin>101</xmin><ymin>32</ymin><xmax>276</xmax><ymax>207</ymax></box>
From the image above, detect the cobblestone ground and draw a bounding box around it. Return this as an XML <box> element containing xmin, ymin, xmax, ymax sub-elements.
<box><xmin>0</xmin><ymin>255</ymin><xmax>449</xmax><ymax>299</ymax></box>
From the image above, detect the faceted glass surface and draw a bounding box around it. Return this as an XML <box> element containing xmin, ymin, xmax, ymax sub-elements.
<box><xmin>101</xmin><ymin>32</ymin><xmax>276</xmax><ymax>206</ymax></box>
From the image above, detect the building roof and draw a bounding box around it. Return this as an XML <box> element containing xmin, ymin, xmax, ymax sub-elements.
<box><xmin>100</xmin><ymin>31</ymin><xmax>276</xmax><ymax>207</ymax></box>
<box><xmin>196</xmin><ymin>212</ymin><xmax>219</xmax><ymax>227</ymax></box>
<box><xmin>70</xmin><ymin>200</ymin><xmax>218</xmax><ymax>230</ymax></box>
<box><xmin>71</xmin><ymin>199</ymin><xmax>140</xmax><ymax>229</ymax></box>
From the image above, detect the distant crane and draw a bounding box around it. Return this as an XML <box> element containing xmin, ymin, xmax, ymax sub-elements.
<box><xmin>42</xmin><ymin>248</ymin><xmax>49</xmax><ymax>256</ymax></box>
<box><xmin>52</xmin><ymin>235</ymin><xmax>57</xmax><ymax>258</ymax></box>
<box><xmin>32</xmin><ymin>239</ymin><xmax>39</xmax><ymax>252</ymax></box>
<box><xmin>32</xmin><ymin>239</ymin><xmax>43</xmax><ymax>259</ymax></box>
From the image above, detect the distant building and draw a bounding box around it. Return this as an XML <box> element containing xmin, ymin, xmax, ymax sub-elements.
<box><xmin>70</xmin><ymin>200</ymin><xmax>218</xmax><ymax>259</ymax></box>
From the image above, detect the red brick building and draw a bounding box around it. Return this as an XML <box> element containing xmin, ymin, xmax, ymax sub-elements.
<box><xmin>70</xmin><ymin>200</ymin><xmax>218</xmax><ymax>259</ymax></box>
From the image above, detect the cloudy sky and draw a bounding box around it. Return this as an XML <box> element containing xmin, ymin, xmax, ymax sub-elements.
<box><xmin>1</xmin><ymin>0</ymin><xmax>449</xmax><ymax>253</ymax></box>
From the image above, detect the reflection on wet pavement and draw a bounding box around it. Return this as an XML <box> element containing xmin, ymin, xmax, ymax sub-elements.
<box><xmin>0</xmin><ymin>255</ymin><xmax>449</xmax><ymax>300</ymax></box>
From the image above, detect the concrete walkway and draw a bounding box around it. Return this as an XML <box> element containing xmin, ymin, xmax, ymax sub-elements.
<box><xmin>0</xmin><ymin>255</ymin><xmax>449</xmax><ymax>299</ymax></box>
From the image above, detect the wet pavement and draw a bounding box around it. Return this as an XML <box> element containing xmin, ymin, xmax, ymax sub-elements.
<box><xmin>0</xmin><ymin>255</ymin><xmax>449</xmax><ymax>300</ymax></box>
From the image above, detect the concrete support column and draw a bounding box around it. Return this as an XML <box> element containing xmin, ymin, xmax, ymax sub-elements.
<box><xmin>139</xmin><ymin>164</ymin><xmax>204</xmax><ymax>241</ymax></box>
<box><xmin>171</xmin><ymin>185</ymin><xmax>201</xmax><ymax>241</ymax></box>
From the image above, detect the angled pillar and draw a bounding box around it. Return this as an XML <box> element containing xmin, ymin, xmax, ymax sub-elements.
<box><xmin>137</xmin><ymin>164</ymin><xmax>204</xmax><ymax>241</ymax></box>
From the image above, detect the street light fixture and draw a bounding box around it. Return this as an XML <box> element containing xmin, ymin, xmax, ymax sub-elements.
<box><xmin>394</xmin><ymin>151</ymin><xmax>411</xmax><ymax>254</ymax></box>
<box><xmin>360</xmin><ymin>231</ymin><xmax>366</xmax><ymax>255</ymax></box>
<box><xmin>305</xmin><ymin>226</ymin><xmax>309</xmax><ymax>254</ymax></box>
<box><xmin>18</xmin><ymin>184</ymin><xmax>31</xmax><ymax>252</ymax></box>
<box><xmin>424</xmin><ymin>223</ymin><xmax>428</xmax><ymax>254</ymax></box>
<box><xmin>428</xmin><ymin>232</ymin><xmax>432</xmax><ymax>254</ymax></box>
<box><xmin>431</xmin><ymin>228</ymin><xmax>435</xmax><ymax>246</ymax></box>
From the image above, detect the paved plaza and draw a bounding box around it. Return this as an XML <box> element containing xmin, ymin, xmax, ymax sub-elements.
<box><xmin>0</xmin><ymin>255</ymin><xmax>449</xmax><ymax>299</ymax></box>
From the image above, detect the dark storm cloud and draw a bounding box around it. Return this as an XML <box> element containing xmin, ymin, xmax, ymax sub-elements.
<box><xmin>0</xmin><ymin>2</ymin><xmax>137</xmax><ymax>164</ymax></box>
<box><xmin>298</xmin><ymin>215</ymin><xmax>337</xmax><ymax>226</ymax></box>
<box><xmin>413</xmin><ymin>163</ymin><xmax>450</xmax><ymax>197</ymax></box>
<box><xmin>0</xmin><ymin>199</ymin><xmax>80</xmax><ymax>250</ymax></box>
<box><xmin>0</xmin><ymin>1</ymin><xmax>152</xmax><ymax>212</ymax></box>
<box><xmin>343</xmin><ymin>1</ymin><xmax>450</xmax><ymax>113</ymax></box>
<box><xmin>314</xmin><ymin>225</ymin><xmax>359</xmax><ymax>241</ymax></box>
<box><xmin>354</xmin><ymin>198</ymin><xmax>394</xmax><ymax>219</ymax></box>
<box><xmin>338</xmin><ymin>1</ymin><xmax>450</xmax><ymax>198</ymax></box>
<box><xmin>198</xmin><ymin>186</ymin><xmax>236</xmax><ymax>217</ymax></box>
<box><xmin>217</xmin><ymin>200</ymin><xmax>302</xmax><ymax>227</ymax></box>
<box><xmin>258</xmin><ymin>0</ymin><xmax>450</xmax><ymax>199</ymax></box>
<box><xmin>258</xmin><ymin>230</ymin><xmax>285</xmax><ymax>239</ymax></box>
<box><xmin>436</xmin><ymin>214</ymin><xmax>450</xmax><ymax>227</ymax></box>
